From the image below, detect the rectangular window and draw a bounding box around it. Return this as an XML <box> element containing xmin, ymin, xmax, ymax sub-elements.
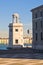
<box><xmin>41</xmin><ymin>32</ymin><xmax>43</xmax><ymax>40</ymax></box>
<box><xmin>15</xmin><ymin>29</ymin><xmax>18</xmax><ymax>32</ymax></box>
<box><xmin>40</xmin><ymin>11</ymin><xmax>43</xmax><ymax>17</ymax></box>
<box><xmin>15</xmin><ymin>39</ymin><xmax>18</xmax><ymax>44</ymax></box>
<box><xmin>35</xmin><ymin>22</ymin><xmax>37</xmax><ymax>30</ymax></box>
<box><xmin>41</xmin><ymin>21</ymin><xmax>42</xmax><ymax>28</ymax></box>
<box><xmin>36</xmin><ymin>33</ymin><xmax>37</xmax><ymax>41</ymax></box>
<box><xmin>35</xmin><ymin>13</ymin><xmax>37</xmax><ymax>18</ymax></box>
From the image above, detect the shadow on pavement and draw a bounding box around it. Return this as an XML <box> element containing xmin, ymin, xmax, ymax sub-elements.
<box><xmin>0</xmin><ymin>48</ymin><xmax>43</xmax><ymax>59</ymax></box>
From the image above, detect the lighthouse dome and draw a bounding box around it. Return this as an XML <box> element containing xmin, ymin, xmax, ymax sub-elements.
<box><xmin>13</xmin><ymin>13</ymin><xmax>19</xmax><ymax>18</ymax></box>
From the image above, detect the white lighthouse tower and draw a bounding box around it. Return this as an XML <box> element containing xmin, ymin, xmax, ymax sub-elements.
<box><xmin>8</xmin><ymin>13</ymin><xmax>23</xmax><ymax>48</ymax></box>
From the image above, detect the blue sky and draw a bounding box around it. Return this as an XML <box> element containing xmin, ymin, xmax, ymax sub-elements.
<box><xmin>0</xmin><ymin>0</ymin><xmax>43</xmax><ymax>37</ymax></box>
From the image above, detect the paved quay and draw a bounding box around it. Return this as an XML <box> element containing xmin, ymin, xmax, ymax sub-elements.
<box><xmin>0</xmin><ymin>48</ymin><xmax>43</xmax><ymax>65</ymax></box>
<box><xmin>0</xmin><ymin>48</ymin><xmax>43</xmax><ymax>59</ymax></box>
<box><xmin>0</xmin><ymin>58</ymin><xmax>43</xmax><ymax>65</ymax></box>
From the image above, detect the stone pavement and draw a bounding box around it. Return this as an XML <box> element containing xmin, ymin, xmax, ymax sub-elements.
<box><xmin>0</xmin><ymin>48</ymin><xmax>43</xmax><ymax>65</ymax></box>
<box><xmin>0</xmin><ymin>58</ymin><xmax>43</xmax><ymax>65</ymax></box>
<box><xmin>0</xmin><ymin>53</ymin><xmax>43</xmax><ymax>59</ymax></box>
